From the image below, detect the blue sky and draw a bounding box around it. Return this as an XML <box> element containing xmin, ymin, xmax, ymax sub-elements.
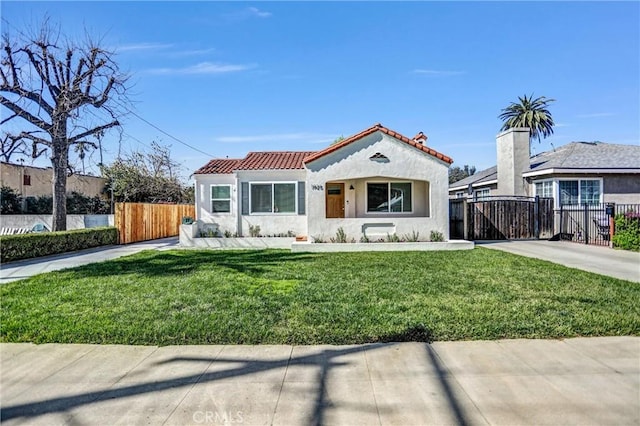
<box><xmin>2</xmin><ymin>1</ymin><xmax>639</xmax><ymax>180</ymax></box>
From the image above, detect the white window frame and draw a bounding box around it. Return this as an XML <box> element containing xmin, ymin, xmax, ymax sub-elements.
<box><xmin>557</xmin><ymin>177</ymin><xmax>603</xmax><ymax>207</ymax></box>
<box><xmin>365</xmin><ymin>181</ymin><xmax>413</xmax><ymax>214</ymax></box>
<box><xmin>210</xmin><ymin>184</ymin><xmax>232</xmax><ymax>214</ymax></box>
<box><xmin>455</xmin><ymin>191</ymin><xmax>465</xmax><ymax>199</ymax></box>
<box><xmin>249</xmin><ymin>181</ymin><xmax>297</xmax><ymax>215</ymax></box>
<box><xmin>474</xmin><ymin>188</ymin><xmax>490</xmax><ymax>201</ymax></box>
<box><xmin>534</xmin><ymin>180</ymin><xmax>553</xmax><ymax>198</ymax></box>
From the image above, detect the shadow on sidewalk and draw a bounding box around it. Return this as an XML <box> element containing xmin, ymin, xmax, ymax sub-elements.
<box><xmin>1</xmin><ymin>343</ymin><xmax>469</xmax><ymax>425</ymax></box>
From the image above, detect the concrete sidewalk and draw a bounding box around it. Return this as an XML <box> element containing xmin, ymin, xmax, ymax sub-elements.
<box><xmin>1</xmin><ymin>337</ymin><xmax>638</xmax><ymax>425</ymax></box>
<box><xmin>0</xmin><ymin>237</ymin><xmax>178</xmax><ymax>284</ymax></box>
<box><xmin>478</xmin><ymin>240</ymin><xmax>640</xmax><ymax>282</ymax></box>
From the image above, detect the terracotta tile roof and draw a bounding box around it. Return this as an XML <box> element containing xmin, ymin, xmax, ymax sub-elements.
<box><xmin>194</xmin><ymin>158</ymin><xmax>242</xmax><ymax>174</ymax></box>
<box><xmin>194</xmin><ymin>151</ymin><xmax>316</xmax><ymax>174</ymax></box>
<box><xmin>303</xmin><ymin>123</ymin><xmax>453</xmax><ymax>164</ymax></box>
<box><xmin>236</xmin><ymin>151</ymin><xmax>317</xmax><ymax>170</ymax></box>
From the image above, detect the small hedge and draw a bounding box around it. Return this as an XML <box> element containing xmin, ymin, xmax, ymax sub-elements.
<box><xmin>0</xmin><ymin>227</ymin><xmax>118</xmax><ymax>263</ymax></box>
<box><xmin>613</xmin><ymin>213</ymin><xmax>640</xmax><ymax>252</ymax></box>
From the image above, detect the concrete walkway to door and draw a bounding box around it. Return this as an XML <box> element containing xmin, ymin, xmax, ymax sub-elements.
<box><xmin>477</xmin><ymin>240</ymin><xmax>640</xmax><ymax>283</ymax></box>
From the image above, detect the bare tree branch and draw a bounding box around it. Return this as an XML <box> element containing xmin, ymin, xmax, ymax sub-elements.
<box><xmin>0</xmin><ymin>112</ymin><xmax>18</xmax><ymax>125</ymax></box>
<box><xmin>19</xmin><ymin>131</ymin><xmax>50</xmax><ymax>147</ymax></box>
<box><xmin>68</xmin><ymin>120</ymin><xmax>119</xmax><ymax>144</ymax></box>
<box><xmin>0</xmin><ymin>94</ymin><xmax>52</xmax><ymax>130</ymax></box>
<box><xmin>0</xmin><ymin>83</ymin><xmax>54</xmax><ymax>116</ymax></box>
<box><xmin>0</xmin><ymin>132</ymin><xmax>27</xmax><ymax>162</ymax></box>
<box><xmin>3</xmin><ymin>44</ymin><xmax>18</xmax><ymax>86</ymax></box>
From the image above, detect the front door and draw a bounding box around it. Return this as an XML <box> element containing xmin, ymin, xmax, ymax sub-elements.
<box><xmin>326</xmin><ymin>183</ymin><xmax>345</xmax><ymax>218</ymax></box>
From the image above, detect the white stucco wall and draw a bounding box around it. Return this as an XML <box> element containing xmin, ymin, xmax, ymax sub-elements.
<box><xmin>195</xmin><ymin>170</ymin><xmax>307</xmax><ymax>237</ymax></box>
<box><xmin>305</xmin><ymin>132</ymin><xmax>450</xmax><ymax>240</ymax></box>
<box><xmin>195</xmin><ymin>173</ymin><xmax>238</xmax><ymax>235</ymax></box>
<box><xmin>236</xmin><ymin>170</ymin><xmax>307</xmax><ymax>236</ymax></box>
<box><xmin>0</xmin><ymin>214</ymin><xmax>113</xmax><ymax>230</ymax></box>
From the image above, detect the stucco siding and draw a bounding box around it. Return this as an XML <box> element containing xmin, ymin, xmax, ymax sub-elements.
<box><xmin>1</xmin><ymin>162</ymin><xmax>106</xmax><ymax>198</ymax></box>
<box><xmin>603</xmin><ymin>174</ymin><xmax>640</xmax><ymax>204</ymax></box>
<box><xmin>195</xmin><ymin>169</ymin><xmax>307</xmax><ymax>236</ymax></box>
<box><xmin>305</xmin><ymin>132</ymin><xmax>450</xmax><ymax>239</ymax></box>
<box><xmin>195</xmin><ymin>173</ymin><xmax>237</xmax><ymax>234</ymax></box>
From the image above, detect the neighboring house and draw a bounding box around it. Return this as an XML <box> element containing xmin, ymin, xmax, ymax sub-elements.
<box><xmin>194</xmin><ymin>123</ymin><xmax>453</xmax><ymax>240</ymax></box>
<box><xmin>0</xmin><ymin>162</ymin><xmax>107</xmax><ymax>198</ymax></box>
<box><xmin>449</xmin><ymin>128</ymin><xmax>640</xmax><ymax>207</ymax></box>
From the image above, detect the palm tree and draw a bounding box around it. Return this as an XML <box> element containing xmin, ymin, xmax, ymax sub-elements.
<box><xmin>499</xmin><ymin>94</ymin><xmax>555</xmax><ymax>143</ymax></box>
<box><xmin>74</xmin><ymin>142</ymin><xmax>89</xmax><ymax>174</ymax></box>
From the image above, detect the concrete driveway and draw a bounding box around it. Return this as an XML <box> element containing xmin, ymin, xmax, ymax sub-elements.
<box><xmin>477</xmin><ymin>240</ymin><xmax>640</xmax><ymax>282</ymax></box>
<box><xmin>1</xmin><ymin>337</ymin><xmax>638</xmax><ymax>425</ymax></box>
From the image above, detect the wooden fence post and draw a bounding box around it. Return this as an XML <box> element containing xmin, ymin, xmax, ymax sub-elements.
<box><xmin>608</xmin><ymin>203</ymin><xmax>616</xmax><ymax>248</ymax></box>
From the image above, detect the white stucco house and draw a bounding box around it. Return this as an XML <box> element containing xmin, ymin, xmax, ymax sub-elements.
<box><xmin>193</xmin><ymin>123</ymin><xmax>453</xmax><ymax>241</ymax></box>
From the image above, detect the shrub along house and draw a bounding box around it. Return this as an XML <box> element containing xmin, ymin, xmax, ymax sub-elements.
<box><xmin>193</xmin><ymin>123</ymin><xmax>453</xmax><ymax>241</ymax></box>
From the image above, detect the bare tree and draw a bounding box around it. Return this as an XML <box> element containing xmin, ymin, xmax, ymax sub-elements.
<box><xmin>0</xmin><ymin>132</ymin><xmax>27</xmax><ymax>162</ymax></box>
<box><xmin>0</xmin><ymin>20</ymin><xmax>127</xmax><ymax>230</ymax></box>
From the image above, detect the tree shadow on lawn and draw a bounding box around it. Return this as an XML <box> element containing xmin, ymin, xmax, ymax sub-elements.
<box><xmin>67</xmin><ymin>249</ymin><xmax>319</xmax><ymax>280</ymax></box>
<box><xmin>1</xmin><ymin>339</ymin><xmax>471</xmax><ymax>425</ymax></box>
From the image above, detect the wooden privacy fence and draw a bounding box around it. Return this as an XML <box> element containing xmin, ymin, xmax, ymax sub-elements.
<box><xmin>450</xmin><ymin>197</ymin><xmax>554</xmax><ymax>240</ymax></box>
<box><xmin>115</xmin><ymin>202</ymin><xmax>195</xmax><ymax>244</ymax></box>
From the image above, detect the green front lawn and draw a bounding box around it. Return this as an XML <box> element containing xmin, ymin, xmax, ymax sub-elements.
<box><xmin>1</xmin><ymin>248</ymin><xmax>638</xmax><ymax>345</ymax></box>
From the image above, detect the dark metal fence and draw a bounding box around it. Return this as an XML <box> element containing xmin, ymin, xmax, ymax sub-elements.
<box><xmin>557</xmin><ymin>203</ymin><xmax>640</xmax><ymax>246</ymax></box>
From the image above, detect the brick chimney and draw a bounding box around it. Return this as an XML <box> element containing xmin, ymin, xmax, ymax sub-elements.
<box><xmin>495</xmin><ymin>128</ymin><xmax>529</xmax><ymax>196</ymax></box>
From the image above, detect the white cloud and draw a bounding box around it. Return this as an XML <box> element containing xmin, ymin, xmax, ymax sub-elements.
<box><xmin>247</xmin><ymin>7</ymin><xmax>272</xmax><ymax>18</ymax></box>
<box><xmin>148</xmin><ymin>62</ymin><xmax>254</xmax><ymax>75</ymax></box>
<box><xmin>223</xmin><ymin>7</ymin><xmax>272</xmax><ymax>21</ymax></box>
<box><xmin>216</xmin><ymin>132</ymin><xmax>337</xmax><ymax>144</ymax></box>
<box><xmin>118</xmin><ymin>42</ymin><xmax>174</xmax><ymax>52</ymax></box>
<box><xmin>411</xmin><ymin>69</ymin><xmax>466</xmax><ymax>76</ymax></box>
<box><xmin>575</xmin><ymin>112</ymin><xmax>614</xmax><ymax>118</ymax></box>
<box><xmin>171</xmin><ymin>48</ymin><xmax>216</xmax><ymax>57</ymax></box>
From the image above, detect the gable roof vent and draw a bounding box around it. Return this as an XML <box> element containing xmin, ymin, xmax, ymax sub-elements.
<box><xmin>369</xmin><ymin>152</ymin><xmax>390</xmax><ymax>163</ymax></box>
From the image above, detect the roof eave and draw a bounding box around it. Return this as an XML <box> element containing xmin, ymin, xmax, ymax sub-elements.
<box><xmin>523</xmin><ymin>167</ymin><xmax>640</xmax><ymax>177</ymax></box>
<box><xmin>304</xmin><ymin>124</ymin><xmax>454</xmax><ymax>165</ymax></box>
<box><xmin>449</xmin><ymin>179</ymin><xmax>498</xmax><ymax>191</ymax></box>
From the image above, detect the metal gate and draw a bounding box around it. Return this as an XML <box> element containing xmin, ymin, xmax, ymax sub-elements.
<box><xmin>449</xmin><ymin>199</ymin><xmax>465</xmax><ymax>239</ymax></box>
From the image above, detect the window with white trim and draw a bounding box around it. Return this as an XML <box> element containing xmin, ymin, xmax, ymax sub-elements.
<box><xmin>535</xmin><ymin>181</ymin><xmax>553</xmax><ymax>198</ymax></box>
<box><xmin>250</xmin><ymin>182</ymin><xmax>296</xmax><ymax>214</ymax></box>
<box><xmin>367</xmin><ymin>182</ymin><xmax>412</xmax><ymax>213</ymax></box>
<box><xmin>559</xmin><ymin>179</ymin><xmax>601</xmax><ymax>205</ymax></box>
<box><xmin>211</xmin><ymin>185</ymin><xmax>231</xmax><ymax>213</ymax></box>
<box><xmin>455</xmin><ymin>191</ymin><xmax>465</xmax><ymax>198</ymax></box>
<box><xmin>474</xmin><ymin>188</ymin><xmax>490</xmax><ymax>201</ymax></box>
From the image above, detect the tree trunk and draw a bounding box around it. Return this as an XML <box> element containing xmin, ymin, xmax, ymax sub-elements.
<box><xmin>50</xmin><ymin>113</ymin><xmax>69</xmax><ymax>231</ymax></box>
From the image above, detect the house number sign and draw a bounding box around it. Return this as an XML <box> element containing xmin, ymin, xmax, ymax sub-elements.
<box><xmin>311</xmin><ymin>184</ymin><xmax>324</xmax><ymax>191</ymax></box>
